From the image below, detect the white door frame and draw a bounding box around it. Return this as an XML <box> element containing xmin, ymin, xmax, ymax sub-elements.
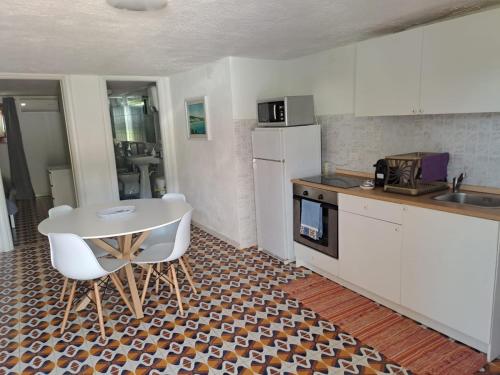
<box><xmin>0</xmin><ymin>73</ymin><xmax>81</xmax><ymax>204</ymax></box>
<box><xmin>0</xmin><ymin>73</ymin><xmax>81</xmax><ymax>251</ymax></box>
<box><xmin>0</xmin><ymin>167</ymin><xmax>14</xmax><ymax>252</ymax></box>
<box><xmin>98</xmin><ymin>75</ymin><xmax>178</xmax><ymax>198</ymax></box>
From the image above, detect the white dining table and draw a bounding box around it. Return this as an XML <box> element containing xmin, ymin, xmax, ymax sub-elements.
<box><xmin>38</xmin><ymin>198</ymin><xmax>192</xmax><ymax>319</ymax></box>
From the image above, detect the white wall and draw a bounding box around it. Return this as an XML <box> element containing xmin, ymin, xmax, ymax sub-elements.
<box><xmin>229</xmin><ymin>57</ymin><xmax>289</xmax><ymax>120</ymax></box>
<box><xmin>62</xmin><ymin>75</ymin><xmax>118</xmax><ymax>206</ymax></box>
<box><xmin>168</xmin><ymin>58</ymin><xmax>240</xmax><ymax>244</ymax></box>
<box><xmin>16</xmin><ymin>99</ymin><xmax>70</xmax><ymax>196</ymax></box>
<box><xmin>228</xmin><ymin>46</ymin><xmax>356</xmax><ymax>120</ymax></box>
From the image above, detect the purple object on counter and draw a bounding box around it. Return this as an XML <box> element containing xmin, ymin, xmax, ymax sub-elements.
<box><xmin>421</xmin><ymin>153</ymin><xmax>449</xmax><ymax>182</ymax></box>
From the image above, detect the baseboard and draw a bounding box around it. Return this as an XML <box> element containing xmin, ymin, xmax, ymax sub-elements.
<box><xmin>192</xmin><ymin>220</ymin><xmax>241</xmax><ymax>249</ymax></box>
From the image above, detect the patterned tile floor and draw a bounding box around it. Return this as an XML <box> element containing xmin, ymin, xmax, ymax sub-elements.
<box><xmin>0</xmin><ymin>198</ymin><xmax>412</xmax><ymax>374</ymax></box>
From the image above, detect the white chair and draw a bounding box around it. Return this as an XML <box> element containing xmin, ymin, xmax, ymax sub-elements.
<box><xmin>139</xmin><ymin>193</ymin><xmax>193</xmax><ymax>290</ymax></box>
<box><xmin>49</xmin><ymin>205</ymin><xmax>119</xmax><ymax>302</ymax></box>
<box><xmin>132</xmin><ymin>209</ymin><xmax>196</xmax><ymax>316</ymax></box>
<box><xmin>48</xmin><ymin>205</ymin><xmax>116</xmax><ymax>257</ymax></box>
<box><xmin>139</xmin><ymin>193</ymin><xmax>186</xmax><ymax>248</ymax></box>
<box><xmin>49</xmin><ymin>233</ymin><xmax>133</xmax><ymax>338</ymax></box>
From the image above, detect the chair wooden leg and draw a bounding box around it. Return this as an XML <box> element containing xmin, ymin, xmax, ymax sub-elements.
<box><xmin>168</xmin><ymin>265</ymin><xmax>173</xmax><ymax>293</ymax></box>
<box><xmin>60</xmin><ymin>277</ymin><xmax>68</xmax><ymax>302</ymax></box>
<box><xmin>170</xmin><ymin>264</ymin><xmax>184</xmax><ymax>316</ymax></box>
<box><xmin>93</xmin><ymin>282</ymin><xmax>106</xmax><ymax>339</ymax></box>
<box><xmin>141</xmin><ymin>265</ymin><xmax>154</xmax><ymax>304</ymax></box>
<box><xmin>182</xmin><ymin>256</ymin><xmax>194</xmax><ymax>276</ymax></box>
<box><xmin>60</xmin><ymin>280</ymin><xmax>77</xmax><ymax>334</ymax></box>
<box><xmin>179</xmin><ymin>258</ymin><xmax>197</xmax><ymax>294</ymax></box>
<box><xmin>109</xmin><ymin>273</ymin><xmax>134</xmax><ymax>313</ymax></box>
<box><xmin>155</xmin><ymin>263</ymin><xmax>161</xmax><ymax>294</ymax></box>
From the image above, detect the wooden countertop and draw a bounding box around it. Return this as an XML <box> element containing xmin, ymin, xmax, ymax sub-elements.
<box><xmin>292</xmin><ymin>178</ymin><xmax>500</xmax><ymax>222</ymax></box>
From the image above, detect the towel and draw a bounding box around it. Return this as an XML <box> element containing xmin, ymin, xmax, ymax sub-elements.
<box><xmin>421</xmin><ymin>153</ymin><xmax>449</xmax><ymax>182</ymax></box>
<box><xmin>300</xmin><ymin>199</ymin><xmax>323</xmax><ymax>240</ymax></box>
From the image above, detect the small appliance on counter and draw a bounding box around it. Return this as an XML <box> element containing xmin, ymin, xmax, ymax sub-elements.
<box><xmin>257</xmin><ymin>95</ymin><xmax>314</xmax><ymax>127</ymax></box>
<box><xmin>373</xmin><ymin>159</ymin><xmax>388</xmax><ymax>187</ymax></box>
<box><xmin>382</xmin><ymin>152</ymin><xmax>449</xmax><ymax>196</ymax></box>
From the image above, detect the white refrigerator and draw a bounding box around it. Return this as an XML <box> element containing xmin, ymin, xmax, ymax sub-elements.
<box><xmin>252</xmin><ymin>125</ymin><xmax>321</xmax><ymax>261</ymax></box>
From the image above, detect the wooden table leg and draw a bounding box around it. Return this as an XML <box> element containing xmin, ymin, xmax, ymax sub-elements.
<box><xmin>121</xmin><ymin>234</ymin><xmax>144</xmax><ymax>319</ymax></box>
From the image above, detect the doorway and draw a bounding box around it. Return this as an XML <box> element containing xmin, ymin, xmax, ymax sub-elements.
<box><xmin>106</xmin><ymin>80</ymin><xmax>166</xmax><ymax>200</ymax></box>
<box><xmin>0</xmin><ymin>79</ymin><xmax>76</xmax><ymax>246</ymax></box>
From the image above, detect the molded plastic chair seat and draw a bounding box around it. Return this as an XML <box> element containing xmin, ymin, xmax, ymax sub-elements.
<box><xmin>139</xmin><ymin>225</ymin><xmax>178</xmax><ymax>249</ymax></box>
<box><xmin>132</xmin><ymin>208</ymin><xmax>195</xmax><ymax>315</ymax></box>
<box><xmin>88</xmin><ymin>241</ymin><xmax>114</xmax><ymax>258</ymax></box>
<box><xmin>49</xmin><ymin>205</ymin><xmax>117</xmax><ymax>258</ymax></box>
<box><xmin>49</xmin><ymin>232</ymin><xmax>133</xmax><ymax>338</ymax></box>
<box><xmin>97</xmin><ymin>257</ymin><xmax>129</xmax><ymax>274</ymax></box>
<box><xmin>133</xmin><ymin>242</ymin><xmax>175</xmax><ymax>264</ymax></box>
<box><xmin>139</xmin><ymin>193</ymin><xmax>185</xmax><ymax>250</ymax></box>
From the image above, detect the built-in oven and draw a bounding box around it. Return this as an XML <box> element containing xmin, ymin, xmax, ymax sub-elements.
<box><xmin>293</xmin><ymin>183</ymin><xmax>338</xmax><ymax>259</ymax></box>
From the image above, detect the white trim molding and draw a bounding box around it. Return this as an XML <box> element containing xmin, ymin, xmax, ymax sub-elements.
<box><xmin>0</xmin><ymin>167</ymin><xmax>14</xmax><ymax>252</ymax></box>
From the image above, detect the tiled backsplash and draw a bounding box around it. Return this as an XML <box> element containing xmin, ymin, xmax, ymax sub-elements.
<box><xmin>234</xmin><ymin>119</ymin><xmax>258</xmax><ymax>247</ymax></box>
<box><xmin>234</xmin><ymin>112</ymin><xmax>500</xmax><ymax>247</ymax></box>
<box><xmin>318</xmin><ymin>113</ymin><xmax>500</xmax><ymax>188</ymax></box>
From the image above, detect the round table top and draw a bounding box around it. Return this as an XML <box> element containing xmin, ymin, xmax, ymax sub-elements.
<box><xmin>38</xmin><ymin>199</ymin><xmax>192</xmax><ymax>239</ymax></box>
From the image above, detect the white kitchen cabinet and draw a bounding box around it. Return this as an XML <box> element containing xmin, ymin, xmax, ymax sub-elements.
<box><xmin>355</xmin><ymin>28</ymin><xmax>423</xmax><ymax>117</ymax></box>
<box><xmin>48</xmin><ymin>166</ymin><xmax>76</xmax><ymax>208</ymax></box>
<box><xmin>421</xmin><ymin>8</ymin><xmax>500</xmax><ymax>114</ymax></box>
<box><xmin>401</xmin><ymin>205</ymin><xmax>499</xmax><ymax>343</ymax></box>
<box><xmin>339</xmin><ymin>200</ymin><xmax>402</xmax><ymax>304</ymax></box>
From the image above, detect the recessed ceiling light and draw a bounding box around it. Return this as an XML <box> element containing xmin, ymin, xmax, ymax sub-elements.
<box><xmin>106</xmin><ymin>0</ymin><xmax>167</xmax><ymax>11</ymax></box>
<box><xmin>20</xmin><ymin>102</ymin><xmax>27</xmax><ymax>107</ymax></box>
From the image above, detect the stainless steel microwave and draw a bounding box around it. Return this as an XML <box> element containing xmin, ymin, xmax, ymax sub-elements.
<box><xmin>257</xmin><ymin>95</ymin><xmax>315</xmax><ymax>127</ymax></box>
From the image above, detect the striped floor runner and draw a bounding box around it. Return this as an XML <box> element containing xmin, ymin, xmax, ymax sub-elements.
<box><xmin>282</xmin><ymin>273</ymin><xmax>487</xmax><ymax>374</ymax></box>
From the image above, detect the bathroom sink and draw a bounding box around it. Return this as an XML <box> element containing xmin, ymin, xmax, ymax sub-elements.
<box><xmin>128</xmin><ymin>155</ymin><xmax>160</xmax><ymax>166</ymax></box>
<box><xmin>433</xmin><ymin>192</ymin><xmax>500</xmax><ymax>208</ymax></box>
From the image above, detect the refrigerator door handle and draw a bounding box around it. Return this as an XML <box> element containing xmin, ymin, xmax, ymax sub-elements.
<box><xmin>253</xmin><ymin>158</ymin><xmax>284</xmax><ymax>163</ymax></box>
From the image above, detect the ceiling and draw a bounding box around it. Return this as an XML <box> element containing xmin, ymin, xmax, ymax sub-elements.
<box><xmin>0</xmin><ymin>0</ymin><xmax>498</xmax><ymax>76</ymax></box>
<box><xmin>0</xmin><ymin>79</ymin><xmax>60</xmax><ymax>96</ymax></box>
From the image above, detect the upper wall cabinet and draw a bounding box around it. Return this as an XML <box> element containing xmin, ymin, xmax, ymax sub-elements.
<box><xmin>355</xmin><ymin>8</ymin><xmax>500</xmax><ymax>116</ymax></box>
<box><xmin>421</xmin><ymin>9</ymin><xmax>500</xmax><ymax>114</ymax></box>
<box><xmin>355</xmin><ymin>28</ymin><xmax>423</xmax><ymax>117</ymax></box>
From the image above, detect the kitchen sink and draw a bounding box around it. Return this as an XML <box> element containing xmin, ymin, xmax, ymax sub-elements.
<box><xmin>433</xmin><ymin>192</ymin><xmax>500</xmax><ymax>208</ymax></box>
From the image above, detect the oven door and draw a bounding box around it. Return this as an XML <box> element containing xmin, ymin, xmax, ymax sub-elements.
<box><xmin>293</xmin><ymin>196</ymin><xmax>338</xmax><ymax>259</ymax></box>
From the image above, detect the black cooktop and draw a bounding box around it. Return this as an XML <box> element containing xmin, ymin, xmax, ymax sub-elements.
<box><xmin>302</xmin><ymin>174</ymin><xmax>363</xmax><ymax>188</ymax></box>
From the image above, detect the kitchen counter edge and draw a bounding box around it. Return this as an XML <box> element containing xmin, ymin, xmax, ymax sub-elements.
<box><xmin>292</xmin><ymin>178</ymin><xmax>500</xmax><ymax>222</ymax></box>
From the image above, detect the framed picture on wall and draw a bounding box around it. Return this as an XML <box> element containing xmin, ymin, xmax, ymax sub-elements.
<box><xmin>185</xmin><ymin>96</ymin><xmax>211</xmax><ymax>140</ymax></box>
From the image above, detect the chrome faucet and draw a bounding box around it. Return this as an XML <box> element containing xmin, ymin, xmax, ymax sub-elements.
<box><xmin>452</xmin><ymin>173</ymin><xmax>466</xmax><ymax>193</ymax></box>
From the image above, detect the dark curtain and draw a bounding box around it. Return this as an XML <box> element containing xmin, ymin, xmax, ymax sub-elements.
<box><xmin>2</xmin><ymin>97</ymin><xmax>35</xmax><ymax>200</ymax></box>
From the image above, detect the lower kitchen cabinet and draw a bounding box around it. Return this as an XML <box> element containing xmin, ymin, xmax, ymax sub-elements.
<box><xmin>401</xmin><ymin>205</ymin><xmax>499</xmax><ymax>343</ymax></box>
<box><xmin>339</xmin><ymin>210</ymin><xmax>402</xmax><ymax>304</ymax></box>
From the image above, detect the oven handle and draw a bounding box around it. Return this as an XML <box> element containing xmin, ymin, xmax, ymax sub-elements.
<box><xmin>293</xmin><ymin>195</ymin><xmax>338</xmax><ymax>208</ymax></box>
